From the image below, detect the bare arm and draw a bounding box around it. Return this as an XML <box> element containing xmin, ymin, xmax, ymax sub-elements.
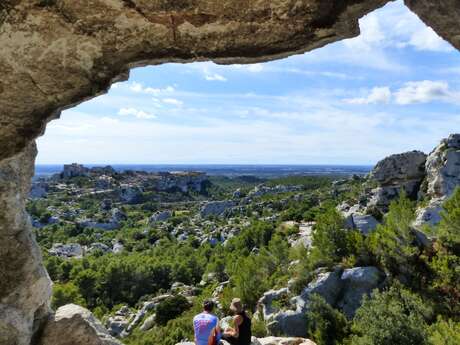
<box><xmin>226</xmin><ymin>315</ymin><xmax>243</xmax><ymax>337</ymax></box>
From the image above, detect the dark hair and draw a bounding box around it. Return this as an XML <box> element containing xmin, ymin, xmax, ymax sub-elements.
<box><xmin>203</xmin><ymin>299</ymin><xmax>215</xmax><ymax>312</ymax></box>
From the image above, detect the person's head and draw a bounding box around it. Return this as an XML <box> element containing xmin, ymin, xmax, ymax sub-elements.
<box><xmin>203</xmin><ymin>299</ymin><xmax>215</xmax><ymax>313</ymax></box>
<box><xmin>229</xmin><ymin>298</ymin><xmax>243</xmax><ymax>314</ymax></box>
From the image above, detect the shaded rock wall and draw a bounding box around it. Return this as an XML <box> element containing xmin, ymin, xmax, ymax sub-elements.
<box><xmin>0</xmin><ymin>142</ymin><xmax>51</xmax><ymax>345</ymax></box>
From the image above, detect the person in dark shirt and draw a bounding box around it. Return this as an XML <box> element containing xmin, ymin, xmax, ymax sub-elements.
<box><xmin>222</xmin><ymin>298</ymin><xmax>252</xmax><ymax>345</ymax></box>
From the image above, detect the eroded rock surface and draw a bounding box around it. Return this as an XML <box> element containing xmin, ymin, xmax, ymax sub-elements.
<box><xmin>39</xmin><ymin>304</ymin><xmax>122</xmax><ymax>345</ymax></box>
<box><xmin>368</xmin><ymin>150</ymin><xmax>427</xmax><ymax>212</ymax></box>
<box><xmin>0</xmin><ymin>142</ymin><xmax>51</xmax><ymax>345</ymax></box>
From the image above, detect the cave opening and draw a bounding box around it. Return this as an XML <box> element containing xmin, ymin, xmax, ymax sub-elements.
<box><xmin>2</xmin><ymin>0</ymin><xmax>460</xmax><ymax>345</ymax></box>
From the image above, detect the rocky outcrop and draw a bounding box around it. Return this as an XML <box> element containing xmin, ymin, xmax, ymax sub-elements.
<box><xmin>200</xmin><ymin>200</ymin><xmax>236</xmax><ymax>218</ymax></box>
<box><xmin>368</xmin><ymin>151</ymin><xmax>427</xmax><ymax>211</ymax></box>
<box><xmin>154</xmin><ymin>172</ymin><xmax>207</xmax><ymax>193</ymax></box>
<box><xmin>424</xmin><ymin>134</ymin><xmax>460</xmax><ymax>199</ymax></box>
<box><xmin>39</xmin><ymin>304</ymin><xmax>122</xmax><ymax>345</ymax></box>
<box><xmin>0</xmin><ymin>143</ymin><xmax>52</xmax><ymax>345</ymax></box>
<box><xmin>257</xmin><ymin>337</ymin><xmax>317</xmax><ymax>345</ymax></box>
<box><xmin>49</xmin><ymin>243</ymin><xmax>83</xmax><ymax>259</ymax></box>
<box><xmin>337</xmin><ymin>267</ymin><xmax>385</xmax><ymax>318</ymax></box>
<box><xmin>149</xmin><ymin>210</ymin><xmax>173</xmax><ymax>225</ymax></box>
<box><xmin>61</xmin><ymin>163</ymin><xmax>90</xmax><ymax>179</ymax></box>
<box><xmin>119</xmin><ymin>186</ymin><xmax>143</xmax><ymax>204</ymax></box>
<box><xmin>261</xmin><ymin>267</ymin><xmax>385</xmax><ymax>336</ymax></box>
<box><xmin>415</xmin><ymin>134</ymin><xmax>460</xmax><ymax>229</ymax></box>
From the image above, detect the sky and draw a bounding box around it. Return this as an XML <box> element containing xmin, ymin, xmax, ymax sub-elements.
<box><xmin>37</xmin><ymin>0</ymin><xmax>460</xmax><ymax>165</ymax></box>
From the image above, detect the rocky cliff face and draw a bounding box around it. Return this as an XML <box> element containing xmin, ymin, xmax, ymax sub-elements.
<box><xmin>2</xmin><ymin>1</ymin><xmax>460</xmax><ymax>344</ymax></box>
<box><xmin>0</xmin><ymin>143</ymin><xmax>52</xmax><ymax>345</ymax></box>
<box><xmin>414</xmin><ymin>134</ymin><xmax>460</xmax><ymax>228</ymax></box>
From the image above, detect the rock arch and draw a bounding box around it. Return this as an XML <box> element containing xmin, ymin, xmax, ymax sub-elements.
<box><xmin>0</xmin><ymin>1</ymin><xmax>459</xmax><ymax>344</ymax></box>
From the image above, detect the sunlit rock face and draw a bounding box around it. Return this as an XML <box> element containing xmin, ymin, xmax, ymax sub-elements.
<box><xmin>2</xmin><ymin>1</ymin><xmax>460</xmax><ymax>345</ymax></box>
<box><xmin>0</xmin><ymin>142</ymin><xmax>52</xmax><ymax>345</ymax></box>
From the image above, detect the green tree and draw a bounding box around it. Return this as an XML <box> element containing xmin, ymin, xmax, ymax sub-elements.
<box><xmin>369</xmin><ymin>193</ymin><xmax>419</xmax><ymax>278</ymax></box>
<box><xmin>351</xmin><ymin>286</ymin><xmax>432</xmax><ymax>345</ymax></box>
<box><xmin>305</xmin><ymin>294</ymin><xmax>349</xmax><ymax>345</ymax></box>
<box><xmin>309</xmin><ymin>207</ymin><xmax>348</xmax><ymax>266</ymax></box>
<box><xmin>428</xmin><ymin>317</ymin><xmax>460</xmax><ymax>345</ymax></box>
<box><xmin>231</xmin><ymin>255</ymin><xmax>268</xmax><ymax>310</ymax></box>
<box><xmin>437</xmin><ymin>187</ymin><xmax>460</xmax><ymax>249</ymax></box>
<box><xmin>155</xmin><ymin>295</ymin><xmax>191</xmax><ymax>326</ymax></box>
<box><xmin>51</xmin><ymin>282</ymin><xmax>85</xmax><ymax>309</ymax></box>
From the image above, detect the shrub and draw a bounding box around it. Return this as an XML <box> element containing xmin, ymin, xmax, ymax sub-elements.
<box><xmin>428</xmin><ymin>317</ymin><xmax>460</xmax><ymax>345</ymax></box>
<box><xmin>368</xmin><ymin>193</ymin><xmax>420</xmax><ymax>278</ymax></box>
<box><xmin>437</xmin><ymin>188</ymin><xmax>460</xmax><ymax>249</ymax></box>
<box><xmin>51</xmin><ymin>282</ymin><xmax>86</xmax><ymax>309</ymax></box>
<box><xmin>309</xmin><ymin>207</ymin><xmax>348</xmax><ymax>267</ymax></box>
<box><xmin>155</xmin><ymin>295</ymin><xmax>191</xmax><ymax>326</ymax></box>
<box><xmin>305</xmin><ymin>294</ymin><xmax>349</xmax><ymax>345</ymax></box>
<box><xmin>350</xmin><ymin>286</ymin><xmax>432</xmax><ymax>345</ymax></box>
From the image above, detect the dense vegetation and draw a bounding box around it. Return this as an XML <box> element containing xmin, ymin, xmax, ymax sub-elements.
<box><xmin>30</xmin><ymin>174</ymin><xmax>460</xmax><ymax>345</ymax></box>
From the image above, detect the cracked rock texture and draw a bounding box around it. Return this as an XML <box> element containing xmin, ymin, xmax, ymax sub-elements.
<box><xmin>0</xmin><ymin>142</ymin><xmax>51</xmax><ymax>345</ymax></box>
<box><xmin>1</xmin><ymin>1</ymin><xmax>460</xmax><ymax>345</ymax></box>
<box><xmin>39</xmin><ymin>304</ymin><xmax>122</xmax><ymax>345</ymax></box>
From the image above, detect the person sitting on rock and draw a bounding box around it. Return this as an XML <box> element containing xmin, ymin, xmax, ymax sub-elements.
<box><xmin>194</xmin><ymin>300</ymin><xmax>220</xmax><ymax>345</ymax></box>
<box><xmin>222</xmin><ymin>298</ymin><xmax>252</xmax><ymax>345</ymax></box>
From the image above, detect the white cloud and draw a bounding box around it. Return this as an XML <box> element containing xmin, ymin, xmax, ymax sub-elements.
<box><xmin>230</xmin><ymin>64</ymin><xmax>264</xmax><ymax>73</ymax></box>
<box><xmin>394</xmin><ymin>80</ymin><xmax>454</xmax><ymax>105</ymax></box>
<box><xmin>118</xmin><ymin>107</ymin><xmax>157</xmax><ymax>119</ymax></box>
<box><xmin>129</xmin><ymin>82</ymin><xmax>175</xmax><ymax>95</ymax></box>
<box><xmin>345</xmin><ymin>81</ymin><xmax>460</xmax><ymax>106</ymax></box>
<box><xmin>205</xmin><ymin>73</ymin><xmax>227</xmax><ymax>82</ymax></box>
<box><xmin>162</xmin><ymin>98</ymin><xmax>183</xmax><ymax>106</ymax></box>
<box><xmin>344</xmin><ymin>87</ymin><xmax>392</xmax><ymax>105</ymax></box>
<box><xmin>246</xmin><ymin>64</ymin><xmax>264</xmax><ymax>73</ymax></box>
<box><xmin>407</xmin><ymin>26</ymin><xmax>453</xmax><ymax>52</ymax></box>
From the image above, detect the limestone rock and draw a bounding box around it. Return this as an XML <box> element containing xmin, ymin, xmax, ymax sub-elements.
<box><xmin>370</xmin><ymin>151</ymin><xmax>427</xmax><ymax>186</ymax></box>
<box><xmin>39</xmin><ymin>304</ymin><xmax>122</xmax><ymax>345</ymax></box>
<box><xmin>200</xmin><ymin>200</ymin><xmax>236</xmax><ymax>218</ymax></box>
<box><xmin>139</xmin><ymin>314</ymin><xmax>156</xmax><ymax>332</ymax></box>
<box><xmin>259</xmin><ymin>288</ymin><xmax>290</xmax><ymax>321</ymax></box>
<box><xmin>0</xmin><ymin>143</ymin><xmax>52</xmax><ymax>345</ymax></box>
<box><xmin>414</xmin><ymin>134</ymin><xmax>460</xmax><ymax>229</ymax></box>
<box><xmin>425</xmin><ymin>134</ymin><xmax>460</xmax><ymax>199</ymax></box>
<box><xmin>367</xmin><ymin>151</ymin><xmax>427</xmax><ymax>212</ymax></box>
<box><xmin>269</xmin><ymin>311</ymin><xmax>308</xmax><ymax>338</ymax></box>
<box><xmin>258</xmin><ymin>337</ymin><xmax>316</xmax><ymax>345</ymax></box>
<box><xmin>49</xmin><ymin>243</ymin><xmax>83</xmax><ymax>259</ymax></box>
<box><xmin>119</xmin><ymin>186</ymin><xmax>143</xmax><ymax>204</ymax></box>
<box><xmin>149</xmin><ymin>210</ymin><xmax>173</xmax><ymax>225</ymax></box>
<box><xmin>346</xmin><ymin>214</ymin><xmax>379</xmax><ymax>235</ymax></box>
<box><xmin>337</xmin><ymin>267</ymin><xmax>385</xmax><ymax>318</ymax></box>
<box><xmin>414</xmin><ymin>198</ymin><xmax>444</xmax><ymax>229</ymax></box>
<box><xmin>295</xmin><ymin>269</ymin><xmax>344</xmax><ymax>311</ymax></box>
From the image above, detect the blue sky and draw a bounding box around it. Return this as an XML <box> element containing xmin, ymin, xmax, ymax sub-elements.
<box><xmin>37</xmin><ymin>0</ymin><xmax>460</xmax><ymax>165</ymax></box>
